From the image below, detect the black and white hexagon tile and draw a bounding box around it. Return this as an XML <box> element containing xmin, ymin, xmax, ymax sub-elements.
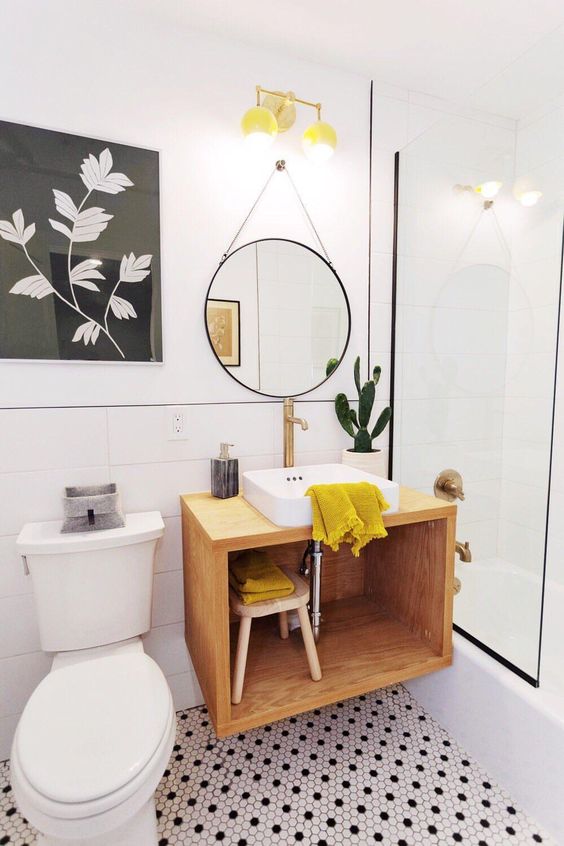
<box><xmin>0</xmin><ymin>686</ymin><xmax>553</xmax><ymax>846</ymax></box>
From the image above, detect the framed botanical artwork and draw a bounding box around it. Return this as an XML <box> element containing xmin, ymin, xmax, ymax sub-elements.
<box><xmin>0</xmin><ymin>120</ymin><xmax>162</xmax><ymax>362</ymax></box>
<box><xmin>206</xmin><ymin>299</ymin><xmax>240</xmax><ymax>366</ymax></box>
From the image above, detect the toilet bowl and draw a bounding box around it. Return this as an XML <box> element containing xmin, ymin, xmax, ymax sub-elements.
<box><xmin>11</xmin><ymin>645</ymin><xmax>176</xmax><ymax>846</ymax></box>
<box><xmin>12</xmin><ymin>512</ymin><xmax>175</xmax><ymax>846</ymax></box>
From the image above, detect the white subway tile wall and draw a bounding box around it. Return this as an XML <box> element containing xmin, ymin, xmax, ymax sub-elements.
<box><xmin>0</xmin><ymin>399</ymin><xmax>360</xmax><ymax>759</ymax></box>
<box><xmin>394</xmin><ymin>88</ymin><xmax>563</xmax><ymax>682</ymax></box>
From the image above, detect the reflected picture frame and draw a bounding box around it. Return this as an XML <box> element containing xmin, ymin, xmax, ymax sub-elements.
<box><xmin>206</xmin><ymin>298</ymin><xmax>240</xmax><ymax>367</ymax></box>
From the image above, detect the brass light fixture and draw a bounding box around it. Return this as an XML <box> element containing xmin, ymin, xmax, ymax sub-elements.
<box><xmin>241</xmin><ymin>84</ymin><xmax>337</xmax><ymax>162</ymax></box>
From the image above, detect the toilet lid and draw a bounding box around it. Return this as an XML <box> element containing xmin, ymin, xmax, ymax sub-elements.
<box><xmin>16</xmin><ymin>653</ymin><xmax>172</xmax><ymax>804</ymax></box>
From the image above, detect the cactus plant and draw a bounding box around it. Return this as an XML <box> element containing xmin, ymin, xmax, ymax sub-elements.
<box><xmin>325</xmin><ymin>358</ymin><xmax>339</xmax><ymax>377</ymax></box>
<box><xmin>335</xmin><ymin>356</ymin><xmax>391</xmax><ymax>453</ymax></box>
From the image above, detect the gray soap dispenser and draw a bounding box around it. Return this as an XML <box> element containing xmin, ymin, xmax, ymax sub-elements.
<box><xmin>211</xmin><ymin>443</ymin><xmax>239</xmax><ymax>499</ymax></box>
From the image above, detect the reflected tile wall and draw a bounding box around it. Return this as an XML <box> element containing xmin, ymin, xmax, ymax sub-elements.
<box><xmin>395</xmin><ymin>96</ymin><xmax>563</xmax><ymax>682</ymax></box>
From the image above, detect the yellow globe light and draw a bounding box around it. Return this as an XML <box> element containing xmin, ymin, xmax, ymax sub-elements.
<box><xmin>302</xmin><ymin>120</ymin><xmax>337</xmax><ymax>163</ymax></box>
<box><xmin>241</xmin><ymin>106</ymin><xmax>278</xmax><ymax>150</ymax></box>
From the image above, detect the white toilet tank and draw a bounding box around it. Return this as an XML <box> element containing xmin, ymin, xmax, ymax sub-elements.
<box><xmin>16</xmin><ymin>512</ymin><xmax>165</xmax><ymax>652</ymax></box>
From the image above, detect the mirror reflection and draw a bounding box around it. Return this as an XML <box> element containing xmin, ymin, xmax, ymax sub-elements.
<box><xmin>205</xmin><ymin>239</ymin><xmax>350</xmax><ymax>397</ymax></box>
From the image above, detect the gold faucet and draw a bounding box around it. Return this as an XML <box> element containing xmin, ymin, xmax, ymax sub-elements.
<box><xmin>283</xmin><ymin>398</ymin><xmax>308</xmax><ymax>468</ymax></box>
<box><xmin>455</xmin><ymin>540</ymin><xmax>472</xmax><ymax>563</ymax></box>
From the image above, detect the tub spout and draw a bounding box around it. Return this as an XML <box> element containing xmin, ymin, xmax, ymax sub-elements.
<box><xmin>455</xmin><ymin>540</ymin><xmax>472</xmax><ymax>563</ymax></box>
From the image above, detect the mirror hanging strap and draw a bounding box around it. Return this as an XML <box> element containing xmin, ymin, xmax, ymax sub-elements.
<box><xmin>220</xmin><ymin>160</ymin><xmax>333</xmax><ymax>266</ymax></box>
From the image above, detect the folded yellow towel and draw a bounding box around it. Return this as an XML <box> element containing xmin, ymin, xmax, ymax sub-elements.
<box><xmin>306</xmin><ymin>481</ymin><xmax>390</xmax><ymax>557</ymax></box>
<box><xmin>229</xmin><ymin>549</ymin><xmax>295</xmax><ymax>605</ymax></box>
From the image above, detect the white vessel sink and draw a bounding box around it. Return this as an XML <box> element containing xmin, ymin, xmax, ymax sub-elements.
<box><xmin>242</xmin><ymin>463</ymin><xmax>400</xmax><ymax>528</ymax></box>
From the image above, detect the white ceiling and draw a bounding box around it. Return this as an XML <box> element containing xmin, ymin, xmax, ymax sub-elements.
<box><xmin>133</xmin><ymin>0</ymin><xmax>564</xmax><ymax>108</ymax></box>
<box><xmin>468</xmin><ymin>25</ymin><xmax>564</xmax><ymax>120</ymax></box>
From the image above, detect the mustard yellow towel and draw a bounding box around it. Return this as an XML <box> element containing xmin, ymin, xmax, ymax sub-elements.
<box><xmin>306</xmin><ymin>482</ymin><xmax>389</xmax><ymax>557</ymax></box>
<box><xmin>229</xmin><ymin>549</ymin><xmax>295</xmax><ymax>605</ymax></box>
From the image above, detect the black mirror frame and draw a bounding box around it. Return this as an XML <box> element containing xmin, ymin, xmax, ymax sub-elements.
<box><xmin>204</xmin><ymin>238</ymin><xmax>351</xmax><ymax>398</ymax></box>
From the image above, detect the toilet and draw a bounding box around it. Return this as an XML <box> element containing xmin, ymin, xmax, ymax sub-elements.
<box><xmin>10</xmin><ymin>511</ymin><xmax>176</xmax><ymax>846</ymax></box>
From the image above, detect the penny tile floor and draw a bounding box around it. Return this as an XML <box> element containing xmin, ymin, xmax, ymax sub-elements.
<box><xmin>0</xmin><ymin>685</ymin><xmax>554</xmax><ymax>845</ymax></box>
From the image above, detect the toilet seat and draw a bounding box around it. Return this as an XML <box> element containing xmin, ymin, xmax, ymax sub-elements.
<box><xmin>14</xmin><ymin>653</ymin><xmax>172</xmax><ymax>807</ymax></box>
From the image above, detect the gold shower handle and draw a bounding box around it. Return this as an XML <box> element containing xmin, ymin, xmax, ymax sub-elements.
<box><xmin>443</xmin><ymin>479</ymin><xmax>465</xmax><ymax>500</ymax></box>
<box><xmin>434</xmin><ymin>469</ymin><xmax>465</xmax><ymax>502</ymax></box>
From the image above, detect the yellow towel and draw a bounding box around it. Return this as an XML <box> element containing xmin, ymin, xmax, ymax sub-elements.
<box><xmin>229</xmin><ymin>549</ymin><xmax>295</xmax><ymax>605</ymax></box>
<box><xmin>306</xmin><ymin>481</ymin><xmax>390</xmax><ymax>557</ymax></box>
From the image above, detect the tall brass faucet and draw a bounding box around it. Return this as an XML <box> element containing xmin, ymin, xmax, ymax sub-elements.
<box><xmin>283</xmin><ymin>398</ymin><xmax>308</xmax><ymax>468</ymax></box>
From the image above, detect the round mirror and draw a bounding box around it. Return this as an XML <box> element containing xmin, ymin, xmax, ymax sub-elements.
<box><xmin>205</xmin><ymin>239</ymin><xmax>351</xmax><ymax>397</ymax></box>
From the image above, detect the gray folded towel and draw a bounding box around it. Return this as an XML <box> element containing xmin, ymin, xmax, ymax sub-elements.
<box><xmin>61</xmin><ymin>483</ymin><xmax>125</xmax><ymax>533</ymax></box>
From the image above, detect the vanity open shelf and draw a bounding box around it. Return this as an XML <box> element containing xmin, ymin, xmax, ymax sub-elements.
<box><xmin>181</xmin><ymin>488</ymin><xmax>456</xmax><ymax>737</ymax></box>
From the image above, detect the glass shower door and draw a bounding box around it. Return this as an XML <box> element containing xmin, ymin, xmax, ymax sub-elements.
<box><xmin>392</xmin><ymin>50</ymin><xmax>563</xmax><ymax>683</ymax></box>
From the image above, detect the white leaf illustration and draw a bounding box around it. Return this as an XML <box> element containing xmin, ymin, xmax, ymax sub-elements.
<box><xmin>49</xmin><ymin>218</ymin><xmax>73</xmax><ymax>239</ymax></box>
<box><xmin>99</xmin><ymin>172</ymin><xmax>134</xmax><ymax>193</ymax></box>
<box><xmin>99</xmin><ymin>148</ymin><xmax>112</xmax><ymax>176</ymax></box>
<box><xmin>79</xmin><ymin>148</ymin><xmax>134</xmax><ymax>195</ymax></box>
<box><xmin>0</xmin><ymin>210</ymin><xmax>35</xmax><ymax>245</ymax></box>
<box><xmin>71</xmin><ymin>207</ymin><xmax>113</xmax><ymax>243</ymax></box>
<box><xmin>119</xmin><ymin>252</ymin><xmax>152</xmax><ymax>283</ymax></box>
<box><xmin>70</xmin><ymin>259</ymin><xmax>105</xmax><ymax>284</ymax></box>
<box><xmin>10</xmin><ymin>274</ymin><xmax>54</xmax><ymax>300</ymax></box>
<box><xmin>72</xmin><ymin>320</ymin><xmax>100</xmax><ymax>345</ymax></box>
<box><xmin>73</xmin><ymin>279</ymin><xmax>101</xmax><ymax>292</ymax></box>
<box><xmin>13</xmin><ymin>209</ymin><xmax>24</xmax><ymax>237</ymax></box>
<box><xmin>72</xmin><ymin>321</ymin><xmax>91</xmax><ymax>342</ymax></box>
<box><xmin>110</xmin><ymin>294</ymin><xmax>137</xmax><ymax>320</ymax></box>
<box><xmin>0</xmin><ymin>222</ymin><xmax>21</xmax><ymax>244</ymax></box>
<box><xmin>53</xmin><ymin>190</ymin><xmax>79</xmax><ymax>222</ymax></box>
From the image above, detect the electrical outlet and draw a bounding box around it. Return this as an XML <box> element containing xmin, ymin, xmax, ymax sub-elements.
<box><xmin>169</xmin><ymin>406</ymin><xmax>189</xmax><ymax>441</ymax></box>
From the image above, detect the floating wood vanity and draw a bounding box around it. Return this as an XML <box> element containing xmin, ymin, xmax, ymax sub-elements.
<box><xmin>181</xmin><ymin>488</ymin><xmax>456</xmax><ymax>737</ymax></box>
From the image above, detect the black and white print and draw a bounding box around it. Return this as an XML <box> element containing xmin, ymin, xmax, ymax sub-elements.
<box><xmin>0</xmin><ymin>686</ymin><xmax>552</xmax><ymax>845</ymax></box>
<box><xmin>0</xmin><ymin>121</ymin><xmax>162</xmax><ymax>362</ymax></box>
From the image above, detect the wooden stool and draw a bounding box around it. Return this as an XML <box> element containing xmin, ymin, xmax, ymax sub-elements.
<box><xmin>229</xmin><ymin>566</ymin><xmax>322</xmax><ymax>705</ymax></box>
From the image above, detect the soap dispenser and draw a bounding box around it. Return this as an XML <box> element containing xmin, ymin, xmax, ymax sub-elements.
<box><xmin>211</xmin><ymin>443</ymin><xmax>239</xmax><ymax>499</ymax></box>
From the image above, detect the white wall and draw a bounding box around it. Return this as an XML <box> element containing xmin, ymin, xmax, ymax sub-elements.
<box><xmin>0</xmin><ymin>1</ymin><xmax>371</xmax><ymax>409</ymax></box>
<box><xmin>393</xmin><ymin>106</ymin><xmax>517</xmax><ymax>562</ymax></box>
<box><xmin>0</xmin><ymin>400</ymin><xmax>354</xmax><ymax>758</ymax></box>
<box><xmin>391</xmin><ymin>94</ymin><xmax>564</xmax><ymax>677</ymax></box>
<box><xmin>393</xmin><ymin>87</ymin><xmax>563</xmax><ymax>680</ymax></box>
<box><xmin>497</xmin><ymin>101</ymin><xmax>563</xmax><ymax>583</ymax></box>
<box><xmin>529</xmin><ymin>97</ymin><xmax>564</xmax><ymax>691</ymax></box>
<box><xmin>0</xmin><ymin>0</ymin><xmax>411</xmax><ymax>760</ymax></box>
<box><xmin>1</xmin><ymin>0</ymin><xmax>560</xmax><ymax>768</ymax></box>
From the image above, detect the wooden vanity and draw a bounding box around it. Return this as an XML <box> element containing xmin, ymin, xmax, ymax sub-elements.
<box><xmin>181</xmin><ymin>488</ymin><xmax>456</xmax><ymax>737</ymax></box>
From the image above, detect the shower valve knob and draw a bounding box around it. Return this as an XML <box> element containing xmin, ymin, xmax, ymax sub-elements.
<box><xmin>434</xmin><ymin>469</ymin><xmax>465</xmax><ymax>502</ymax></box>
<box><xmin>443</xmin><ymin>480</ymin><xmax>465</xmax><ymax>500</ymax></box>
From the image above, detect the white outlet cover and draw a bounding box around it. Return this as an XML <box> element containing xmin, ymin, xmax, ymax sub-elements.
<box><xmin>168</xmin><ymin>406</ymin><xmax>190</xmax><ymax>441</ymax></box>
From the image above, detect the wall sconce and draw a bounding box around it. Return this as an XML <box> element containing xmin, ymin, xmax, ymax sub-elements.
<box><xmin>241</xmin><ymin>85</ymin><xmax>337</xmax><ymax>162</ymax></box>
<box><xmin>453</xmin><ymin>181</ymin><xmax>502</xmax><ymax>209</ymax></box>
<box><xmin>454</xmin><ymin>181</ymin><xmax>544</xmax><ymax>210</ymax></box>
<box><xmin>475</xmin><ymin>181</ymin><xmax>503</xmax><ymax>200</ymax></box>
<box><xmin>518</xmin><ymin>190</ymin><xmax>543</xmax><ymax>207</ymax></box>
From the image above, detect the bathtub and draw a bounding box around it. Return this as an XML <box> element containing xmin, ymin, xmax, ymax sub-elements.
<box><xmin>405</xmin><ymin>619</ymin><xmax>564</xmax><ymax>842</ymax></box>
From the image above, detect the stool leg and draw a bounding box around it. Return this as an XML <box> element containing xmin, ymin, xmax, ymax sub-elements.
<box><xmin>279</xmin><ymin>611</ymin><xmax>289</xmax><ymax>640</ymax></box>
<box><xmin>297</xmin><ymin>605</ymin><xmax>322</xmax><ymax>681</ymax></box>
<box><xmin>232</xmin><ymin>617</ymin><xmax>252</xmax><ymax>705</ymax></box>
